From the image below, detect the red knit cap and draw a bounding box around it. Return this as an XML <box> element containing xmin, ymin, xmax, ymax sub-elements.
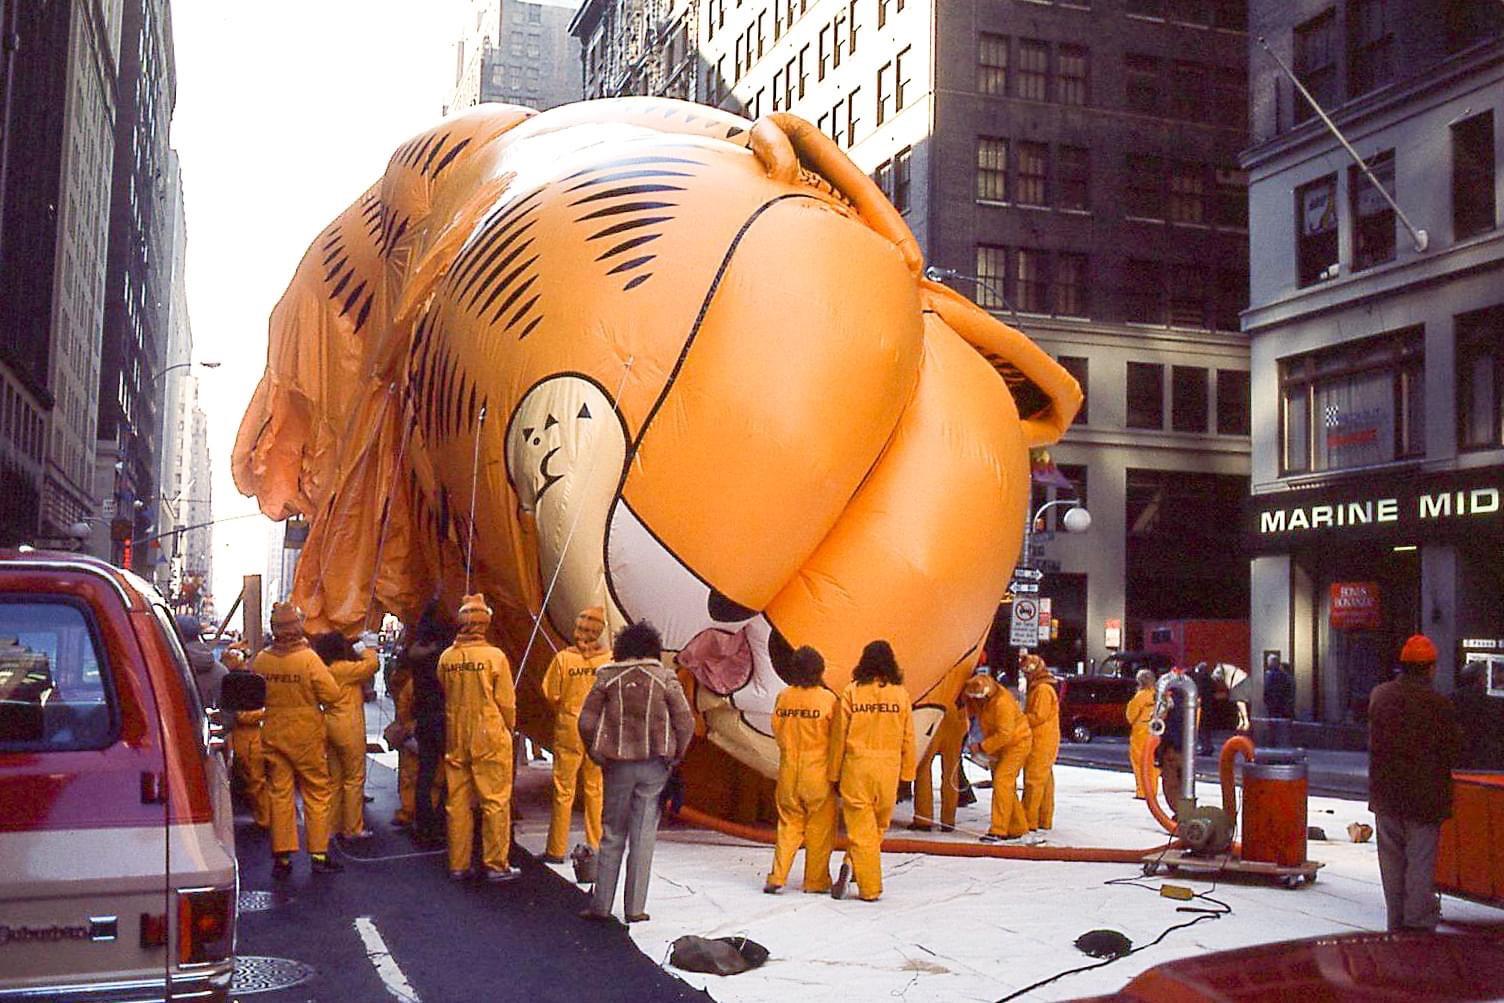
<box><xmin>1399</xmin><ymin>634</ymin><xmax>1437</xmax><ymax>664</ymax></box>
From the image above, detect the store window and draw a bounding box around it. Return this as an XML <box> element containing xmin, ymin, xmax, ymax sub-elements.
<box><xmin>1452</xmin><ymin>111</ymin><xmax>1496</xmax><ymax>241</ymax></box>
<box><xmin>1458</xmin><ymin>306</ymin><xmax>1503</xmax><ymax>450</ymax></box>
<box><xmin>1126</xmin><ymin>361</ymin><xmax>1165</xmax><ymax>429</ymax></box>
<box><xmin>1279</xmin><ymin>328</ymin><xmax>1424</xmax><ymax>474</ymax></box>
<box><xmin>1296</xmin><ymin>173</ymin><xmax>1338</xmax><ymax>286</ymax></box>
<box><xmin>1172</xmin><ymin>366</ymin><xmax>1208</xmax><ymax>432</ymax></box>
<box><xmin>1059</xmin><ymin>356</ymin><xmax>1088</xmax><ymax>423</ymax></box>
<box><xmin>1350</xmin><ymin>151</ymin><xmax>1395</xmax><ymax>271</ymax></box>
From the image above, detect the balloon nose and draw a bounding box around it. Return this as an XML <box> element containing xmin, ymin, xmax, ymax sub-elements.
<box><xmin>707</xmin><ymin>590</ymin><xmax>757</xmax><ymax>623</ymax></box>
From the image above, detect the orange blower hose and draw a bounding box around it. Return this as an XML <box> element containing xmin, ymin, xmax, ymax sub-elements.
<box><xmin>1142</xmin><ymin>735</ymin><xmax>1178</xmax><ymax>836</ymax></box>
<box><xmin>1220</xmin><ymin>735</ymin><xmax>1257</xmax><ymax>824</ymax></box>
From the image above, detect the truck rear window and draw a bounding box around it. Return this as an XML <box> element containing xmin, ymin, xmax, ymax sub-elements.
<box><xmin>0</xmin><ymin>599</ymin><xmax>116</xmax><ymax>751</ymax></box>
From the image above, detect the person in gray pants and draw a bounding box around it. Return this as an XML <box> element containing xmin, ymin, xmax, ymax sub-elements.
<box><xmin>575</xmin><ymin>621</ymin><xmax>695</xmax><ymax>924</ymax></box>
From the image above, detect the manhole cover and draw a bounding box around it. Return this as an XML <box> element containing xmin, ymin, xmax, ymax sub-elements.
<box><xmin>237</xmin><ymin>890</ymin><xmax>287</xmax><ymax>912</ymax></box>
<box><xmin>232</xmin><ymin>956</ymin><xmax>315</xmax><ymax>994</ymax></box>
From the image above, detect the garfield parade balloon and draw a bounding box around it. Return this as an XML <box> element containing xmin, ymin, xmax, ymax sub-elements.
<box><xmin>233</xmin><ymin>98</ymin><xmax>1081</xmax><ymax>814</ymax></box>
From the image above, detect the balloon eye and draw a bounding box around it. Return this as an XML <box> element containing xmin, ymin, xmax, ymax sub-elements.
<box><xmin>578</xmin><ymin>403</ymin><xmax>592</xmax><ymax>419</ymax></box>
<box><xmin>544</xmin><ymin>414</ymin><xmax>558</xmax><ymax>429</ymax></box>
<box><xmin>522</xmin><ymin>426</ymin><xmax>534</xmax><ymax>440</ymax></box>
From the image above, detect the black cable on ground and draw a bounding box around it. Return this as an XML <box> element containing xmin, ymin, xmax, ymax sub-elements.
<box><xmin>994</xmin><ymin>857</ymin><xmax>1233</xmax><ymax>1003</ymax></box>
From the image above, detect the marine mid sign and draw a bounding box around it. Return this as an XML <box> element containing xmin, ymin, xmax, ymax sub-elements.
<box><xmin>1247</xmin><ymin>466</ymin><xmax>1504</xmax><ymax>553</ymax></box>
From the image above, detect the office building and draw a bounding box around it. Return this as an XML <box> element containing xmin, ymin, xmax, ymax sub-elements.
<box><xmin>449</xmin><ymin>0</ymin><xmax>582</xmax><ymax>114</ymax></box>
<box><xmin>1244</xmin><ymin>1</ymin><xmax>1504</xmax><ymax>740</ymax></box>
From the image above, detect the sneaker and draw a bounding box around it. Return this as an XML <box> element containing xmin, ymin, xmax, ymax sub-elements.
<box><xmin>830</xmin><ymin>863</ymin><xmax>851</xmax><ymax>900</ymax></box>
<box><xmin>625</xmin><ymin>912</ymin><xmax>650</xmax><ymax>924</ymax></box>
<box><xmin>1023</xmin><ymin>832</ymin><xmax>1047</xmax><ymax>846</ymax></box>
<box><xmin>342</xmin><ymin>830</ymin><xmax>374</xmax><ymax>842</ymax></box>
<box><xmin>979</xmin><ymin>833</ymin><xmax>1002</xmax><ymax>844</ymax></box>
<box><xmin>449</xmin><ymin>868</ymin><xmax>475</xmax><ymax>881</ymax></box>
<box><xmin>310</xmin><ymin>854</ymin><xmax>343</xmax><ymax>874</ymax></box>
<box><xmin>271</xmin><ymin>855</ymin><xmax>293</xmax><ymax>879</ymax></box>
<box><xmin>484</xmin><ymin>866</ymin><xmax>520</xmax><ymax>883</ymax></box>
<box><xmin>762</xmin><ymin>882</ymin><xmax>781</xmax><ymax>895</ymax></box>
<box><xmin>541</xmin><ymin>854</ymin><xmax>566</xmax><ymax>865</ymax></box>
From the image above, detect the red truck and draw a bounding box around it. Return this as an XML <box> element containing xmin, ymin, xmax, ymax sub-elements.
<box><xmin>1142</xmin><ymin>619</ymin><xmax>1250</xmax><ymax>673</ymax></box>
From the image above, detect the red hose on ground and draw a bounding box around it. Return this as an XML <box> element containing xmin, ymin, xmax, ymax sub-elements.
<box><xmin>674</xmin><ymin>804</ymin><xmax>1172</xmax><ymax>863</ymax></box>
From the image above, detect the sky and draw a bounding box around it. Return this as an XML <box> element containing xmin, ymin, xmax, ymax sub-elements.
<box><xmin>170</xmin><ymin>2</ymin><xmax>495</xmax><ymax>618</ymax></box>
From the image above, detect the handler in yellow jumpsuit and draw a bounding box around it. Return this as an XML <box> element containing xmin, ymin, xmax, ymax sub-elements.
<box><xmin>765</xmin><ymin>646</ymin><xmax>837</xmax><ymax>895</ymax></box>
<box><xmin>911</xmin><ymin>701</ymin><xmax>966</xmax><ymax>832</ymax></box>
<box><xmin>1021</xmin><ymin>655</ymin><xmax>1060</xmax><ymax>831</ymax></box>
<box><xmin>254</xmin><ymin>602</ymin><xmax>342</xmax><ymax>875</ymax></box>
<box><xmin>540</xmin><ymin>606</ymin><xmax>611</xmax><ymax>863</ymax></box>
<box><xmin>829</xmin><ymin>640</ymin><xmax>916</xmax><ymax>902</ymax></box>
<box><xmin>964</xmin><ymin>674</ymin><xmax>1032</xmax><ymax>841</ymax></box>
<box><xmin>437</xmin><ymin>594</ymin><xmax>519</xmax><ymax>882</ymax></box>
<box><xmin>225</xmin><ymin>646</ymin><xmax>269</xmax><ymax>829</ymax></box>
<box><xmin>313</xmin><ymin>632</ymin><xmax>380</xmax><ymax>840</ymax></box>
<box><xmin>1125</xmin><ymin>669</ymin><xmax>1158</xmax><ymax>800</ymax></box>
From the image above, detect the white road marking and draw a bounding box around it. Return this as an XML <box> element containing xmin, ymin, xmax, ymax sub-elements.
<box><xmin>354</xmin><ymin>915</ymin><xmax>421</xmax><ymax>1003</ymax></box>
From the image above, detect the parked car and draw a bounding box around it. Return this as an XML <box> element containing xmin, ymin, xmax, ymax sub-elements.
<box><xmin>0</xmin><ymin>550</ymin><xmax>263</xmax><ymax>1003</ymax></box>
<box><xmin>1056</xmin><ymin>674</ymin><xmax>1139</xmax><ymax>744</ymax></box>
<box><xmin>1099</xmin><ymin>650</ymin><xmax>1175</xmax><ymax>681</ymax></box>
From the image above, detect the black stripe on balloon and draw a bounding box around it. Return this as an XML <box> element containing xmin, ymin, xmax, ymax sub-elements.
<box><xmin>486</xmin><ymin>272</ymin><xmax>538</xmax><ymax>327</ymax></box>
<box><xmin>574</xmin><ymin>200</ymin><xmax>677</xmax><ymax>221</ymax></box>
<box><xmin>595</xmin><ymin>233</ymin><xmax>660</xmax><ymax>261</ymax></box>
<box><xmin>408</xmin><ymin>134</ymin><xmax>436</xmax><ymax>170</ymax></box>
<box><xmin>606</xmin><ymin>255</ymin><xmax>654</xmax><ymax>276</ymax></box>
<box><xmin>623</xmin><ymin>273</ymin><xmax>652</xmax><ymax>291</ymax></box>
<box><xmin>462</xmin><ymin>224</ymin><xmax>537</xmax><ymax>307</ymax></box>
<box><xmin>588</xmin><ymin>216</ymin><xmax>671</xmax><ymax>240</ymax></box>
<box><xmin>467</xmin><ymin>382</ymin><xmax>478</xmax><ymax>428</ymax></box>
<box><xmin>559</xmin><ymin>155</ymin><xmax>704</xmax><ymax>182</ymax></box>
<box><xmin>568</xmin><ymin>183</ymin><xmax>685</xmax><ymax>207</ymax></box>
<box><xmin>341</xmin><ymin>280</ymin><xmax>367</xmax><ymax>318</ymax></box>
<box><xmin>474</xmin><ymin>252</ymin><xmax>539</xmax><ymax>319</ymax></box>
<box><xmin>504</xmin><ymin>293</ymin><xmax>541</xmax><ymax>332</ymax></box>
<box><xmin>420</xmin><ymin>132</ymin><xmax>451</xmax><ymax>175</ymax></box>
<box><xmin>353</xmin><ymin>291</ymin><xmax>374</xmax><ymax>332</ymax></box>
<box><xmin>431</xmin><ymin>137</ymin><xmax>471</xmax><ymax>181</ymax></box>
<box><xmin>564</xmin><ymin>168</ymin><xmax>695</xmax><ymax>193</ymax></box>
<box><xmin>321</xmin><ymin>239</ymin><xmax>344</xmax><ymax>266</ymax></box>
<box><xmin>329</xmin><ymin>267</ymin><xmax>353</xmax><ymax>300</ymax></box>
<box><xmin>324</xmin><ymin>255</ymin><xmax>349</xmax><ymax>285</ymax></box>
<box><xmin>450</xmin><ymin>191</ymin><xmax>543</xmax><ymax>289</ymax></box>
<box><xmin>517</xmin><ymin>316</ymin><xmax>543</xmax><ymax>340</ymax></box>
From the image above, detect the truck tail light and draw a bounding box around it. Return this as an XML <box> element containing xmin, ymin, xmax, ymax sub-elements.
<box><xmin>177</xmin><ymin>887</ymin><xmax>233</xmax><ymax>966</ymax></box>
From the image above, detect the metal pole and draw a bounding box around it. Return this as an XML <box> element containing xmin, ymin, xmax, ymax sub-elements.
<box><xmin>1256</xmin><ymin>35</ymin><xmax>1428</xmax><ymax>253</ymax></box>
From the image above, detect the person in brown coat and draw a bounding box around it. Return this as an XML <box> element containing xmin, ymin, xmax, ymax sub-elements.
<box><xmin>576</xmin><ymin>621</ymin><xmax>695</xmax><ymax>924</ymax></box>
<box><xmin>1368</xmin><ymin>634</ymin><xmax>1460</xmax><ymax>932</ymax></box>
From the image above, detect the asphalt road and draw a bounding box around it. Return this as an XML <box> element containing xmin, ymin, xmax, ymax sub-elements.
<box><xmin>230</xmin><ymin>758</ymin><xmax>709</xmax><ymax>1003</ymax></box>
<box><xmin>1054</xmin><ymin>733</ymin><xmax>1370</xmax><ymax>800</ymax></box>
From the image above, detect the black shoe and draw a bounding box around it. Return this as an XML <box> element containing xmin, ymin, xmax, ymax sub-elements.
<box><xmin>625</xmin><ymin>912</ymin><xmax>650</xmax><ymax>923</ymax></box>
<box><xmin>830</xmin><ymin>863</ymin><xmax>851</xmax><ymax>900</ymax></box>
<box><xmin>310</xmin><ymin>854</ymin><xmax>343</xmax><ymax>873</ymax></box>
<box><xmin>363</xmin><ymin>795</ymin><xmax>375</xmax><ymax>803</ymax></box>
<box><xmin>271</xmin><ymin>855</ymin><xmax>293</xmax><ymax>879</ymax></box>
<box><xmin>578</xmin><ymin>908</ymin><xmax>613</xmax><ymax>922</ymax></box>
<box><xmin>541</xmin><ymin>854</ymin><xmax>566</xmax><ymax>864</ymax></box>
<box><xmin>906</xmin><ymin>821</ymin><xmax>933</xmax><ymax>832</ymax></box>
<box><xmin>763</xmin><ymin>882</ymin><xmax>781</xmax><ymax>894</ymax></box>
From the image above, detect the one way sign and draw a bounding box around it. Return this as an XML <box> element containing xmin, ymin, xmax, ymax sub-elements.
<box><xmin>1013</xmin><ymin>568</ymin><xmax>1044</xmax><ymax>581</ymax></box>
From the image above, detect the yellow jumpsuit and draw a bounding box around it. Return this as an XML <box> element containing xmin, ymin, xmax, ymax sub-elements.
<box><xmin>392</xmin><ymin>672</ymin><xmax>417</xmax><ymax>825</ymax></box>
<box><xmin>766</xmin><ymin>685</ymin><xmax>838</xmax><ymax>893</ymax></box>
<box><xmin>324</xmin><ymin>650</ymin><xmax>380</xmax><ymax>837</ymax></box>
<box><xmin>1022</xmin><ymin>678</ymin><xmax>1059</xmax><ymax>830</ymax></box>
<box><xmin>976</xmin><ymin>688</ymin><xmax>1031</xmax><ymax>838</ymax></box>
<box><xmin>438</xmin><ymin>640</ymin><xmax>516</xmax><ymax>874</ymax></box>
<box><xmin>541</xmin><ymin>646</ymin><xmax>611</xmax><ymax>858</ymax></box>
<box><xmin>254</xmin><ymin>646</ymin><xmax>341</xmax><ymax>855</ymax></box>
<box><xmin>231</xmin><ymin>706</ymin><xmax>270</xmax><ymax>828</ymax></box>
<box><xmin>912</xmin><ymin>703</ymin><xmax>966</xmax><ymax>831</ymax></box>
<box><xmin>1125</xmin><ymin>688</ymin><xmax>1158</xmax><ymax>799</ymax></box>
<box><xmin>829</xmin><ymin>679</ymin><xmax>916</xmax><ymax>901</ymax></box>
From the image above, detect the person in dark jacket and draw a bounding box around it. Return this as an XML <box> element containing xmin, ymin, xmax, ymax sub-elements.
<box><xmin>1368</xmin><ymin>634</ymin><xmax>1460</xmax><ymax>932</ymax></box>
<box><xmin>1263</xmin><ymin>654</ymin><xmax>1295</xmax><ymax>719</ymax></box>
<box><xmin>1452</xmin><ymin>662</ymin><xmax>1504</xmax><ymax>770</ymax></box>
<box><xmin>176</xmin><ymin>614</ymin><xmax>226</xmax><ymax>710</ymax></box>
<box><xmin>401</xmin><ymin>600</ymin><xmax>455</xmax><ymax>848</ymax></box>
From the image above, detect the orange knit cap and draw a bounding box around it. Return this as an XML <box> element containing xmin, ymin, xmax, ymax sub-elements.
<box><xmin>1399</xmin><ymin>634</ymin><xmax>1437</xmax><ymax>664</ymax></box>
<box><xmin>269</xmin><ymin>602</ymin><xmax>304</xmax><ymax>636</ymax></box>
<box><xmin>457</xmin><ymin>593</ymin><xmax>493</xmax><ymax>640</ymax></box>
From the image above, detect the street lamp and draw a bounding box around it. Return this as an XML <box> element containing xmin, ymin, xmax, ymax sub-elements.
<box><xmin>923</xmin><ymin>265</ymin><xmax>1024</xmax><ymax>328</ymax></box>
<box><xmin>150</xmin><ymin>360</ymin><xmax>220</xmax><ymax>383</ymax></box>
<box><xmin>1022</xmin><ymin>496</ymin><xmax>1091</xmax><ymax>570</ymax></box>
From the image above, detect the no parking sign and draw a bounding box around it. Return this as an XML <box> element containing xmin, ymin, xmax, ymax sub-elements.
<box><xmin>1010</xmin><ymin>597</ymin><xmax>1039</xmax><ymax>646</ymax></box>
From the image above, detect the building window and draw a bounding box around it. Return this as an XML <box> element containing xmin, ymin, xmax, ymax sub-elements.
<box><xmin>978</xmin><ymin>33</ymin><xmax>1008</xmax><ymax>95</ymax></box>
<box><xmin>773</xmin><ymin>70</ymin><xmax>784</xmax><ymax>110</ymax></box>
<box><xmin>1168</xmin><ymin>0</ymin><xmax>1210</xmax><ymax>25</ymax></box>
<box><xmin>893</xmin><ymin>147</ymin><xmax>912</xmax><ymax>212</ymax></box>
<box><xmin>1016</xmin><ymin>249</ymin><xmax>1050</xmax><ymax>313</ymax></box>
<box><xmin>1215</xmin><ymin>267</ymin><xmax>1245</xmax><ymax>331</ymax></box>
<box><xmin>819</xmin><ymin>24</ymin><xmax>831</xmax><ymax>79</ymax></box>
<box><xmin>1015</xmin><ymin>142</ymin><xmax>1048</xmax><ymax>206</ymax></box>
<box><xmin>1215</xmin><ymin>167</ymin><xmax>1248</xmax><ymax>229</ymax></box>
<box><xmin>1172</xmin><ymin>366</ymin><xmax>1209</xmax><ymax>432</ymax></box>
<box><xmin>896</xmin><ymin>46</ymin><xmax>912</xmax><ymax>107</ymax></box>
<box><xmin>1168</xmin><ymin>161</ymin><xmax>1206</xmax><ymax>224</ymax></box>
<box><xmin>1127</xmin><ymin>362</ymin><xmax>1165</xmax><ymax>429</ymax></box>
<box><xmin>1058</xmin><ymin>146</ymin><xmax>1089</xmax><ymax>211</ymax></box>
<box><xmin>977</xmin><ymin>137</ymin><xmax>1008</xmax><ymax>201</ymax></box>
<box><xmin>1058</xmin><ymin>45</ymin><xmax>1089</xmax><ymax>106</ymax></box>
<box><xmin>1453</xmin><ymin>111</ymin><xmax>1496</xmax><ymax>241</ymax></box>
<box><xmin>1017</xmin><ymin>39</ymin><xmax>1049</xmax><ymax>101</ymax></box>
<box><xmin>1169</xmin><ymin>267</ymin><xmax>1206</xmax><ymax>327</ymax></box>
<box><xmin>1124</xmin><ymin>258</ymin><xmax>1163</xmax><ymax>323</ymax></box>
<box><xmin>834</xmin><ymin>8</ymin><xmax>846</xmax><ymax>66</ymax></box>
<box><xmin>848</xmin><ymin>0</ymin><xmax>860</xmax><ymax>54</ymax></box>
<box><xmin>1350</xmin><ymin>151</ymin><xmax>1395</xmax><ymax>271</ymax></box>
<box><xmin>1127</xmin><ymin>0</ymin><xmax>1164</xmax><ymax>16</ymax></box>
<box><xmin>1056</xmin><ymin>252</ymin><xmax>1088</xmax><ymax>317</ymax></box>
<box><xmin>757</xmin><ymin>10</ymin><xmax>767</xmax><ymax>57</ymax></box>
<box><xmin>798</xmin><ymin>45</ymin><xmax>809</xmax><ymax>97</ymax></box>
<box><xmin>1459</xmin><ymin>307</ymin><xmax>1503</xmax><ymax>449</ymax></box>
<box><xmin>1296</xmin><ymin>173</ymin><xmax>1338</xmax><ymax>286</ymax></box>
<box><xmin>1059</xmin><ymin>356</ymin><xmax>1088</xmax><ymax>423</ymax></box>
<box><xmin>878</xmin><ymin>0</ymin><xmax>890</xmax><ymax>28</ymax></box>
<box><xmin>1347</xmin><ymin>0</ymin><xmax>1393</xmax><ymax>97</ymax></box>
<box><xmin>1168</xmin><ymin>62</ymin><xmax>1206</xmax><ymax>120</ymax></box>
<box><xmin>1293</xmin><ymin>9</ymin><xmax>1337</xmax><ymax>125</ymax></box>
<box><xmin>975</xmin><ymin>244</ymin><xmax>1008</xmax><ymax>309</ymax></box>
<box><xmin>1125</xmin><ymin>154</ymin><xmax>1163</xmax><ymax>219</ymax></box>
<box><xmin>1279</xmin><ymin>328</ymin><xmax>1424</xmax><ymax>474</ymax></box>
<box><xmin>874</xmin><ymin>160</ymin><xmax>894</xmax><ymax>201</ymax></box>
<box><xmin>1216</xmin><ymin>369</ymin><xmax>1250</xmax><ymax>435</ymax></box>
<box><xmin>1125</xmin><ymin>54</ymin><xmax>1159</xmax><ymax>113</ymax></box>
<box><xmin>876</xmin><ymin>63</ymin><xmax>892</xmax><ymax>124</ymax></box>
<box><xmin>846</xmin><ymin>86</ymin><xmax>861</xmax><ymax>145</ymax></box>
<box><xmin>1213</xmin><ymin>66</ymin><xmax>1246</xmax><ymax>130</ymax></box>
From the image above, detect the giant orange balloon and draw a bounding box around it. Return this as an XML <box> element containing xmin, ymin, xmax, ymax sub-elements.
<box><xmin>233</xmin><ymin>98</ymin><xmax>1080</xmax><ymax>782</ymax></box>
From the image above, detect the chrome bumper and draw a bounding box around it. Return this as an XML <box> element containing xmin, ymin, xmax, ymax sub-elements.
<box><xmin>0</xmin><ymin>966</ymin><xmax>230</xmax><ymax>1003</ymax></box>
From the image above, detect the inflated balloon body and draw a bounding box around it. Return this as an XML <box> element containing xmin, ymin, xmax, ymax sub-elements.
<box><xmin>233</xmin><ymin>99</ymin><xmax>1080</xmax><ymax>815</ymax></box>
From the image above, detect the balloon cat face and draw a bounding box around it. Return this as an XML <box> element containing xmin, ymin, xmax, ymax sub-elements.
<box><xmin>234</xmin><ymin>99</ymin><xmax>1080</xmax><ymax>782</ymax></box>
